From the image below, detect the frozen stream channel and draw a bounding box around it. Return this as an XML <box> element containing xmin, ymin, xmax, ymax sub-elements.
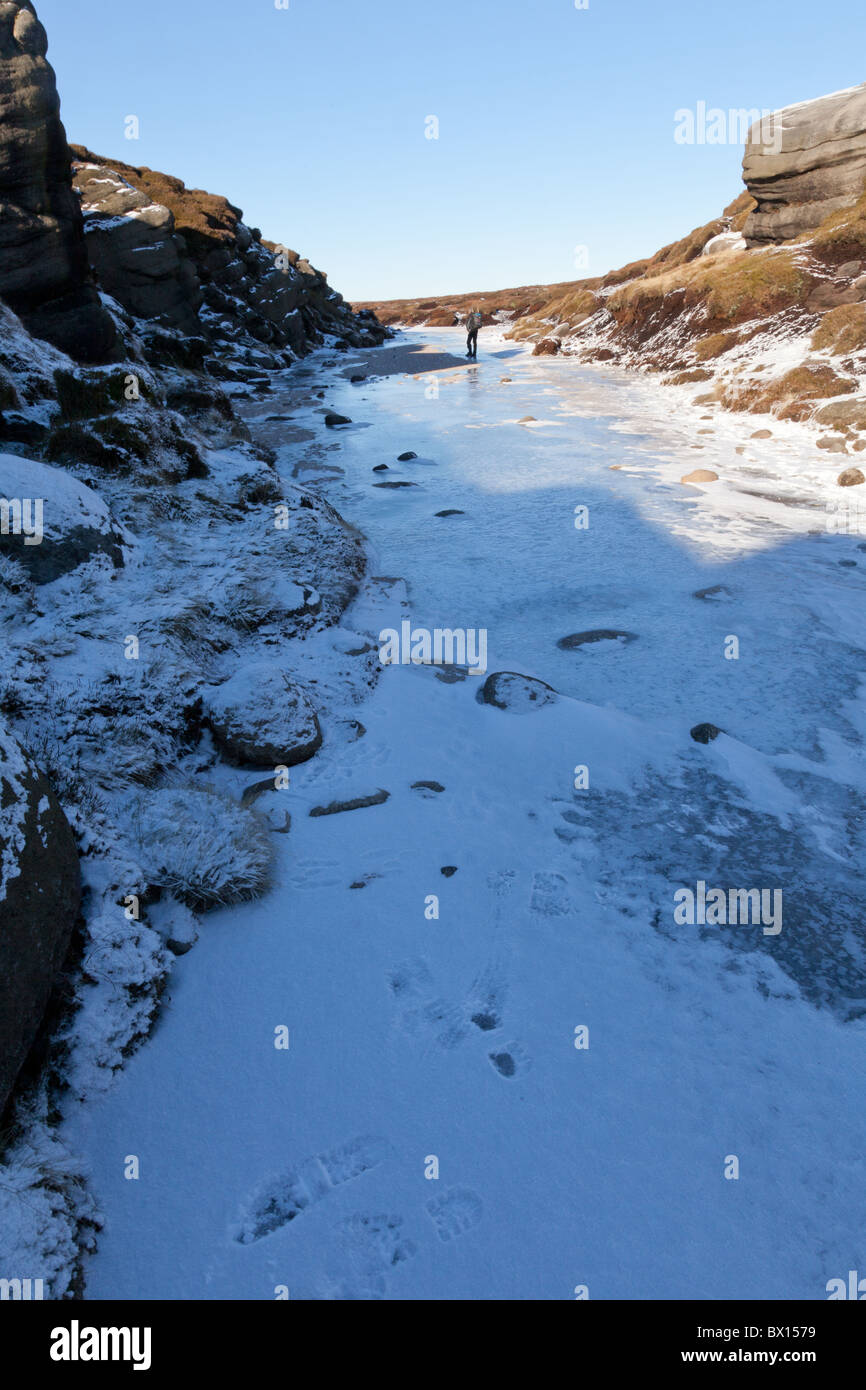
<box><xmin>69</xmin><ymin>329</ymin><xmax>866</xmax><ymax>1300</ymax></box>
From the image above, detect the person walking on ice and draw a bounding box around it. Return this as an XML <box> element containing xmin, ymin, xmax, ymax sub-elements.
<box><xmin>466</xmin><ymin>308</ymin><xmax>483</xmax><ymax>359</ymax></box>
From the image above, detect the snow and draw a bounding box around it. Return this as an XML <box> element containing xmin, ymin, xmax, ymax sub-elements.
<box><xmin>52</xmin><ymin>328</ymin><xmax>866</xmax><ymax>1300</ymax></box>
<box><xmin>0</xmin><ymin>453</ymin><xmax>123</xmax><ymax>544</ymax></box>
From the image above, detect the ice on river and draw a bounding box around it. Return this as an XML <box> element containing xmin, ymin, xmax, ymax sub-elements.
<box><xmin>67</xmin><ymin>329</ymin><xmax>866</xmax><ymax>1300</ymax></box>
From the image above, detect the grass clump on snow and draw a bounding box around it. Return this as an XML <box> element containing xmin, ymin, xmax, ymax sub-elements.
<box><xmin>133</xmin><ymin>785</ymin><xmax>274</xmax><ymax>909</ymax></box>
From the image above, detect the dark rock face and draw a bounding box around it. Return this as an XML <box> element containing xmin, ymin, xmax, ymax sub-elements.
<box><xmin>71</xmin><ymin>162</ymin><xmax>202</xmax><ymax>334</ymax></box>
<box><xmin>0</xmin><ymin>4</ymin><xmax>115</xmax><ymax>361</ymax></box>
<box><xmin>70</xmin><ymin>144</ymin><xmax>389</xmax><ymax>359</ymax></box>
<box><xmin>0</xmin><ymin>722</ymin><xmax>81</xmax><ymax>1117</ymax></box>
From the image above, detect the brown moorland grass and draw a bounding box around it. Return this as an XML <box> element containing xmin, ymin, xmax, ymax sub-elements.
<box><xmin>694</xmin><ymin>331</ymin><xmax>741</xmax><ymax>360</ymax></box>
<box><xmin>720</xmin><ymin>363</ymin><xmax>857</xmax><ymax>415</ymax></box>
<box><xmin>811</xmin><ymin>303</ymin><xmax>866</xmax><ymax>354</ymax></box>
<box><xmin>604</xmin><ymin>246</ymin><xmax>813</xmax><ymax>346</ymax></box>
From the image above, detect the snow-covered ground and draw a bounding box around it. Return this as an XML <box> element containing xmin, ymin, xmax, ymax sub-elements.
<box><xmin>65</xmin><ymin>328</ymin><xmax>866</xmax><ymax>1300</ymax></box>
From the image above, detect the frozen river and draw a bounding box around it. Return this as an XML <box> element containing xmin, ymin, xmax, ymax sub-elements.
<box><xmin>69</xmin><ymin>328</ymin><xmax>866</xmax><ymax>1300</ymax></box>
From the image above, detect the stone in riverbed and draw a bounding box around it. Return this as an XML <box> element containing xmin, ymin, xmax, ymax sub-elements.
<box><xmin>681</xmin><ymin>469</ymin><xmax>719</xmax><ymax>484</ymax></box>
<box><xmin>838</xmin><ymin>467</ymin><xmax>865</xmax><ymax>486</ymax></box>
<box><xmin>690</xmin><ymin>722</ymin><xmax>723</xmax><ymax>743</ymax></box>
<box><xmin>325</xmin><ymin>412</ymin><xmax>351</xmax><ymax>427</ymax></box>
<box><xmin>477</xmin><ymin>671</ymin><xmax>557</xmax><ymax>712</ymax></box>
<box><xmin>557</xmin><ymin>630</ymin><xmax>637</xmax><ymax>650</ymax></box>
<box><xmin>435</xmin><ymin>508</ymin><xmax>464</xmax><ymax>516</ymax></box>
<box><xmin>373</xmin><ymin>480</ymin><xmax>417</xmax><ymax>488</ymax></box>
<box><xmin>397</xmin><ymin>451</ymin><xmax>418</xmax><ymax>461</ymax></box>
<box><xmin>309</xmin><ymin>789</ymin><xmax>389</xmax><ymax>817</ymax></box>
<box><xmin>693</xmin><ymin>584</ymin><xmax>731</xmax><ymax>600</ymax></box>
<box><xmin>204</xmin><ymin>663</ymin><xmax>322</xmax><ymax>767</ymax></box>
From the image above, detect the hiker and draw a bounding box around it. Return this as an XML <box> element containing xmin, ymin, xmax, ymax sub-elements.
<box><xmin>466</xmin><ymin>308</ymin><xmax>482</xmax><ymax>358</ymax></box>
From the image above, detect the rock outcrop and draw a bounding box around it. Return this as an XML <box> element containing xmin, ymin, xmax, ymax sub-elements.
<box><xmin>743</xmin><ymin>84</ymin><xmax>866</xmax><ymax>246</ymax></box>
<box><xmin>0</xmin><ymin>722</ymin><xmax>81</xmax><ymax>1117</ymax></box>
<box><xmin>70</xmin><ymin>145</ymin><xmax>389</xmax><ymax>359</ymax></box>
<box><xmin>0</xmin><ymin>3</ymin><xmax>115</xmax><ymax>361</ymax></box>
<box><xmin>72</xmin><ymin>162</ymin><xmax>203</xmax><ymax>334</ymax></box>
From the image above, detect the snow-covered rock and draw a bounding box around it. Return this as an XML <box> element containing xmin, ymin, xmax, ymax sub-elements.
<box><xmin>476</xmin><ymin>671</ymin><xmax>558</xmax><ymax>712</ymax></box>
<box><xmin>702</xmin><ymin>231</ymin><xmax>747</xmax><ymax>257</ymax></box>
<box><xmin>203</xmin><ymin>662</ymin><xmax>323</xmax><ymax>767</ymax></box>
<box><xmin>0</xmin><ymin>452</ymin><xmax>130</xmax><ymax>582</ymax></box>
<box><xmin>0</xmin><ymin>721</ymin><xmax>81</xmax><ymax>1115</ymax></box>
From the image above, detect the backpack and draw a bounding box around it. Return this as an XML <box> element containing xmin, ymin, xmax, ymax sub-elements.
<box><xmin>468</xmin><ymin>312</ymin><xmax>482</xmax><ymax>331</ymax></box>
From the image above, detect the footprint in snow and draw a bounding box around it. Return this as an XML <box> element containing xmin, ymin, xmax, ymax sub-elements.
<box><xmin>464</xmin><ymin>957</ymin><xmax>509</xmax><ymax>1034</ymax></box>
<box><xmin>425</xmin><ymin>1187</ymin><xmax>484</xmax><ymax>1243</ymax></box>
<box><xmin>530</xmin><ymin>870</ymin><xmax>572</xmax><ymax>917</ymax></box>
<box><xmin>488</xmin><ymin>1040</ymin><xmax>533</xmax><ymax>1080</ymax></box>
<box><xmin>234</xmin><ymin>1135</ymin><xmax>390</xmax><ymax>1244</ymax></box>
<box><xmin>322</xmin><ymin>1213</ymin><xmax>418</xmax><ymax>1300</ymax></box>
<box><xmin>386</xmin><ymin>958</ymin><xmax>468</xmax><ymax>1051</ymax></box>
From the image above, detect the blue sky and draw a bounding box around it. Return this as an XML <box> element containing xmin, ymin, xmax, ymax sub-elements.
<box><xmin>39</xmin><ymin>0</ymin><xmax>863</xmax><ymax>302</ymax></box>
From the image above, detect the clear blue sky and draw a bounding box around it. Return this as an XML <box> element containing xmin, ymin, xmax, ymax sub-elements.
<box><xmin>38</xmin><ymin>0</ymin><xmax>864</xmax><ymax>302</ymax></box>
